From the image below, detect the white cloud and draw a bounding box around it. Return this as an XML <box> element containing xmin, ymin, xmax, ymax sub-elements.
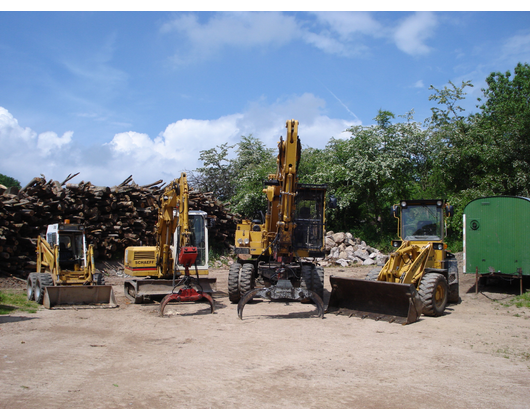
<box><xmin>1</xmin><ymin>96</ymin><xmax>357</xmax><ymax>187</ymax></box>
<box><xmin>501</xmin><ymin>32</ymin><xmax>530</xmax><ymax>59</ymax></box>
<box><xmin>393</xmin><ymin>12</ymin><xmax>438</xmax><ymax>56</ymax></box>
<box><xmin>0</xmin><ymin>107</ymin><xmax>78</xmax><ymax>185</ymax></box>
<box><xmin>311</xmin><ymin>11</ymin><xmax>384</xmax><ymax>39</ymax></box>
<box><xmin>0</xmin><ymin>106</ymin><xmax>36</xmax><ymax>144</ymax></box>
<box><xmin>161</xmin><ymin>11</ymin><xmax>439</xmax><ymax>62</ymax></box>
<box><xmin>161</xmin><ymin>12</ymin><xmax>301</xmax><ymax>64</ymax></box>
<box><xmin>37</xmin><ymin>131</ymin><xmax>73</xmax><ymax>155</ymax></box>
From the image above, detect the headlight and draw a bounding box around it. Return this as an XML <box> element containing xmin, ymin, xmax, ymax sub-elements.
<box><xmin>437</xmin><ymin>200</ymin><xmax>443</xmax><ymax>206</ymax></box>
<box><xmin>244</xmin><ymin>238</ymin><xmax>250</xmax><ymax>245</ymax></box>
<box><xmin>401</xmin><ymin>201</ymin><xmax>407</xmax><ymax>207</ymax></box>
<box><xmin>237</xmin><ymin>238</ymin><xmax>243</xmax><ymax>245</ymax></box>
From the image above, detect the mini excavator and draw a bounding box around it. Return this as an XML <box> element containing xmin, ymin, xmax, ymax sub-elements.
<box><xmin>123</xmin><ymin>173</ymin><xmax>215</xmax><ymax>315</ymax></box>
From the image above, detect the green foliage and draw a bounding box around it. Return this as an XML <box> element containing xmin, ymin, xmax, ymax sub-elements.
<box><xmin>192</xmin><ymin>142</ymin><xmax>236</xmax><ymax>201</ymax></box>
<box><xmin>476</xmin><ymin>62</ymin><xmax>530</xmax><ymax>196</ymax></box>
<box><xmin>319</xmin><ymin>109</ymin><xmax>436</xmax><ymax>240</ymax></box>
<box><xmin>0</xmin><ymin>290</ymin><xmax>39</xmax><ymax>314</ymax></box>
<box><xmin>230</xmin><ymin>135</ymin><xmax>275</xmax><ymax>218</ymax></box>
<box><xmin>192</xmin><ymin>135</ymin><xmax>275</xmax><ymax>218</ymax></box>
<box><xmin>0</xmin><ymin>174</ymin><xmax>21</xmax><ymax>189</ymax></box>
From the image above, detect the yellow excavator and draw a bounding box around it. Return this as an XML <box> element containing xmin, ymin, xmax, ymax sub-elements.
<box><xmin>27</xmin><ymin>221</ymin><xmax>117</xmax><ymax>309</ymax></box>
<box><xmin>328</xmin><ymin>199</ymin><xmax>459</xmax><ymax>324</ymax></box>
<box><xmin>123</xmin><ymin>173</ymin><xmax>216</xmax><ymax>314</ymax></box>
<box><xmin>231</xmin><ymin>119</ymin><xmax>333</xmax><ymax>319</ymax></box>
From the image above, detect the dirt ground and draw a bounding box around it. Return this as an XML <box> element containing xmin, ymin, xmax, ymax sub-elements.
<box><xmin>1</xmin><ymin>256</ymin><xmax>529</xmax><ymax>409</ymax></box>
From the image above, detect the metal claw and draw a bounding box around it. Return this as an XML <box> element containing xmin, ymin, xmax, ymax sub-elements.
<box><xmin>159</xmin><ymin>288</ymin><xmax>215</xmax><ymax>316</ymax></box>
<box><xmin>306</xmin><ymin>290</ymin><xmax>325</xmax><ymax>319</ymax></box>
<box><xmin>237</xmin><ymin>289</ymin><xmax>260</xmax><ymax>320</ymax></box>
<box><xmin>237</xmin><ymin>287</ymin><xmax>324</xmax><ymax>320</ymax></box>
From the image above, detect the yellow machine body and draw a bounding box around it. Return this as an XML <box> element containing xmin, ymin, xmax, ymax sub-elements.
<box><xmin>29</xmin><ymin>221</ymin><xmax>117</xmax><ymax>309</ymax></box>
<box><xmin>328</xmin><ymin>199</ymin><xmax>459</xmax><ymax>324</ymax></box>
<box><xmin>123</xmin><ymin>173</ymin><xmax>216</xmax><ymax>303</ymax></box>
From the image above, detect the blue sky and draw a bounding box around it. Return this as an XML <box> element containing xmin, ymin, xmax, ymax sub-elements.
<box><xmin>1</xmin><ymin>8</ymin><xmax>530</xmax><ymax>187</ymax></box>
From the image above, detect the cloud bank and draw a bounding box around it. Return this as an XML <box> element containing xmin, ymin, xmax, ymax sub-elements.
<box><xmin>161</xmin><ymin>11</ymin><xmax>439</xmax><ymax>63</ymax></box>
<box><xmin>0</xmin><ymin>96</ymin><xmax>357</xmax><ymax>187</ymax></box>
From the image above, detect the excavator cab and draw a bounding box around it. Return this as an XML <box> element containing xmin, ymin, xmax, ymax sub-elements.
<box><xmin>293</xmin><ymin>185</ymin><xmax>326</xmax><ymax>256</ymax></box>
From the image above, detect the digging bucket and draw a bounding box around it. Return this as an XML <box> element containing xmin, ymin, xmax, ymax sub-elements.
<box><xmin>43</xmin><ymin>285</ymin><xmax>118</xmax><ymax>309</ymax></box>
<box><xmin>327</xmin><ymin>276</ymin><xmax>423</xmax><ymax>325</ymax></box>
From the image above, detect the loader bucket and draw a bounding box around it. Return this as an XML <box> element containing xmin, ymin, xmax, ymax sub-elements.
<box><xmin>43</xmin><ymin>285</ymin><xmax>118</xmax><ymax>309</ymax></box>
<box><xmin>327</xmin><ymin>276</ymin><xmax>423</xmax><ymax>325</ymax></box>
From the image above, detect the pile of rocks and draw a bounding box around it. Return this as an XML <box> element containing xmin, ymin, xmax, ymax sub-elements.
<box><xmin>321</xmin><ymin>231</ymin><xmax>388</xmax><ymax>267</ymax></box>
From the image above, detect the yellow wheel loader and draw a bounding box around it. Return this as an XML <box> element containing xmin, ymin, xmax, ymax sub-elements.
<box><xmin>27</xmin><ymin>221</ymin><xmax>117</xmax><ymax>309</ymax></box>
<box><xmin>123</xmin><ymin>173</ymin><xmax>216</xmax><ymax>314</ymax></box>
<box><xmin>328</xmin><ymin>199</ymin><xmax>459</xmax><ymax>324</ymax></box>
<box><xmin>231</xmin><ymin>119</ymin><xmax>334</xmax><ymax>319</ymax></box>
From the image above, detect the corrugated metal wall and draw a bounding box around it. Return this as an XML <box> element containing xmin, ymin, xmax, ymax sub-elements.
<box><xmin>464</xmin><ymin>196</ymin><xmax>530</xmax><ymax>275</ymax></box>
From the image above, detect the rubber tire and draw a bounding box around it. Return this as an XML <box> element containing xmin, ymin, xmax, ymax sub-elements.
<box><xmin>447</xmin><ymin>255</ymin><xmax>460</xmax><ymax>303</ymax></box>
<box><xmin>299</xmin><ymin>265</ymin><xmax>314</xmax><ymax>303</ymax></box>
<box><xmin>448</xmin><ymin>281</ymin><xmax>460</xmax><ymax>304</ymax></box>
<box><xmin>300</xmin><ymin>265</ymin><xmax>313</xmax><ymax>289</ymax></box>
<box><xmin>366</xmin><ymin>267</ymin><xmax>381</xmax><ymax>282</ymax></box>
<box><xmin>311</xmin><ymin>266</ymin><xmax>324</xmax><ymax>300</ymax></box>
<box><xmin>93</xmin><ymin>273</ymin><xmax>105</xmax><ymax>285</ymax></box>
<box><xmin>418</xmin><ymin>272</ymin><xmax>448</xmax><ymax>317</ymax></box>
<box><xmin>27</xmin><ymin>273</ymin><xmax>38</xmax><ymax>301</ymax></box>
<box><xmin>228</xmin><ymin>263</ymin><xmax>242</xmax><ymax>303</ymax></box>
<box><xmin>239</xmin><ymin>264</ymin><xmax>255</xmax><ymax>296</ymax></box>
<box><xmin>35</xmin><ymin>273</ymin><xmax>53</xmax><ymax>305</ymax></box>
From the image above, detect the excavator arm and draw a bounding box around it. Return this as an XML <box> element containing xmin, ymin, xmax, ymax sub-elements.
<box><xmin>156</xmin><ymin>173</ymin><xmax>192</xmax><ymax>277</ymax></box>
<box><xmin>36</xmin><ymin>236</ymin><xmax>59</xmax><ymax>281</ymax></box>
<box><xmin>274</xmin><ymin>119</ymin><xmax>301</xmax><ymax>258</ymax></box>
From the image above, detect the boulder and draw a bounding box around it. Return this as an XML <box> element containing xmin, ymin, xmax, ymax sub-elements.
<box><xmin>332</xmin><ymin>232</ymin><xmax>346</xmax><ymax>244</ymax></box>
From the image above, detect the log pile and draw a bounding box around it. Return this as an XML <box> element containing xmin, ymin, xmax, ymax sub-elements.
<box><xmin>0</xmin><ymin>175</ymin><xmax>240</xmax><ymax>277</ymax></box>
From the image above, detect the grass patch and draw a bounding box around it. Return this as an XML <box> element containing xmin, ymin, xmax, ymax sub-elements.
<box><xmin>0</xmin><ymin>290</ymin><xmax>39</xmax><ymax>315</ymax></box>
<box><xmin>507</xmin><ymin>291</ymin><xmax>530</xmax><ymax>309</ymax></box>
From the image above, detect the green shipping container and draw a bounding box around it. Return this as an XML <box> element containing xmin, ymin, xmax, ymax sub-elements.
<box><xmin>464</xmin><ymin>196</ymin><xmax>530</xmax><ymax>275</ymax></box>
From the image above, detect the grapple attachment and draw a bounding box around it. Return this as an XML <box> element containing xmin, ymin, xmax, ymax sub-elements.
<box><xmin>159</xmin><ymin>286</ymin><xmax>215</xmax><ymax>316</ymax></box>
<box><xmin>237</xmin><ymin>283</ymin><xmax>325</xmax><ymax>320</ymax></box>
<box><xmin>43</xmin><ymin>285</ymin><xmax>118</xmax><ymax>309</ymax></box>
<box><xmin>327</xmin><ymin>276</ymin><xmax>423</xmax><ymax>325</ymax></box>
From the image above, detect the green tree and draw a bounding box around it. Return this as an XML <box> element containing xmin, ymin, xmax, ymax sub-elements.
<box><xmin>230</xmin><ymin>135</ymin><xmax>275</xmax><ymax>218</ymax></box>
<box><xmin>0</xmin><ymin>174</ymin><xmax>21</xmax><ymax>189</ymax></box>
<box><xmin>321</xmin><ymin>110</ymin><xmax>428</xmax><ymax>241</ymax></box>
<box><xmin>191</xmin><ymin>136</ymin><xmax>275</xmax><ymax>218</ymax></box>
<box><xmin>191</xmin><ymin>143</ymin><xmax>235</xmax><ymax>201</ymax></box>
<box><xmin>476</xmin><ymin>62</ymin><xmax>530</xmax><ymax>196</ymax></box>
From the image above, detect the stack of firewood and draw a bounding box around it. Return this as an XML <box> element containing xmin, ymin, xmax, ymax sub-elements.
<box><xmin>0</xmin><ymin>174</ymin><xmax>240</xmax><ymax>277</ymax></box>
